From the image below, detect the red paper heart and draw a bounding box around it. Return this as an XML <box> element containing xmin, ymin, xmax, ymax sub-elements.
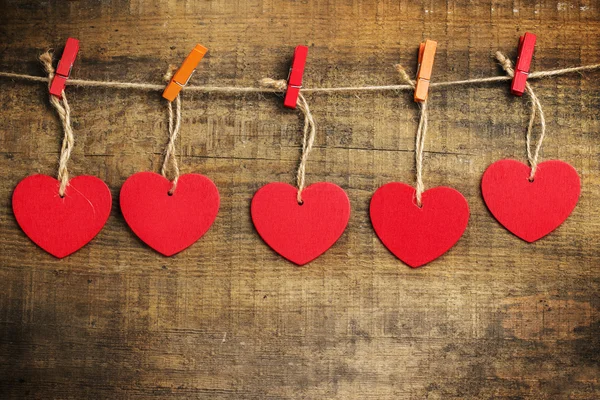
<box><xmin>251</xmin><ymin>182</ymin><xmax>350</xmax><ymax>265</ymax></box>
<box><xmin>12</xmin><ymin>174</ymin><xmax>112</xmax><ymax>258</ymax></box>
<box><xmin>370</xmin><ymin>183</ymin><xmax>469</xmax><ymax>268</ymax></box>
<box><xmin>120</xmin><ymin>172</ymin><xmax>219</xmax><ymax>256</ymax></box>
<box><xmin>481</xmin><ymin>159</ymin><xmax>580</xmax><ymax>242</ymax></box>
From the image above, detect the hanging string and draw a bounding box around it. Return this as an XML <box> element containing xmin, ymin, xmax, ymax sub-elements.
<box><xmin>39</xmin><ymin>51</ymin><xmax>75</xmax><ymax>198</ymax></box>
<box><xmin>395</xmin><ymin>65</ymin><xmax>428</xmax><ymax>207</ymax></box>
<box><xmin>260</xmin><ymin>78</ymin><xmax>316</xmax><ymax>204</ymax></box>
<box><xmin>160</xmin><ymin>66</ymin><xmax>182</xmax><ymax>194</ymax></box>
<box><xmin>496</xmin><ymin>52</ymin><xmax>546</xmax><ymax>180</ymax></box>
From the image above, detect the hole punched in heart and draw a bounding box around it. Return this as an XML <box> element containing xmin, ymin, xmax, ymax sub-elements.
<box><xmin>408</xmin><ymin>190</ymin><xmax>424</xmax><ymax>209</ymax></box>
<box><xmin>413</xmin><ymin>195</ymin><xmax>423</xmax><ymax>209</ymax></box>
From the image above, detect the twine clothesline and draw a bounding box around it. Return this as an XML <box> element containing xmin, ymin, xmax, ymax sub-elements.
<box><xmin>0</xmin><ymin>63</ymin><xmax>599</xmax><ymax>94</ymax></box>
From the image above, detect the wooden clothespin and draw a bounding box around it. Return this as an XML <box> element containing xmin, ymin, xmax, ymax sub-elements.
<box><xmin>284</xmin><ymin>45</ymin><xmax>309</xmax><ymax>109</ymax></box>
<box><xmin>414</xmin><ymin>40</ymin><xmax>437</xmax><ymax>102</ymax></box>
<box><xmin>162</xmin><ymin>44</ymin><xmax>208</xmax><ymax>102</ymax></box>
<box><xmin>511</xmin><ymin>32</ymin><xmax>537</xmax><ymax>96</ymax></box>
<box><xmin>49</xmin><ymin>38</ymin><xmax>80</xmax><ymax>98</ymax></box>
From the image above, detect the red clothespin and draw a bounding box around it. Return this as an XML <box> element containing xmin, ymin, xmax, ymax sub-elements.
<box><xmin>511</xmin><ymin>32</ymin><xmax>537</xmax><ymax>96</ymax></box>
<box><xmin>162</xmin><ymin>44</ymin><xmax>208</xmax><ymax>102</ymax></box>
<box><xmin>414</xmin><ymin>39</ymin><xmax>437</xmax><ymax>102</ymax></box>
<box><xmin>49</xmin><ymin>38</ymin><xmax>80</xmax><ymax>98</ymax></box>
<box><xmin>284</xmin><ymin>45</ymin><xmax>308</xmax><ymax>109</ymax></box>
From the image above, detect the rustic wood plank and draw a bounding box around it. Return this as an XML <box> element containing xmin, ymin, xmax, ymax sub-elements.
<box><xmin>0</xmin><ymin>0</ymin><xmax>599</xmax><ymax>398</ymax></box>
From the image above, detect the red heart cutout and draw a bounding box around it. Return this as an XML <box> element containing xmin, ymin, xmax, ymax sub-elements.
<box><xmin>481</xmin><ymin>159</ymin><xmax>580</xmax><ymax>242</ymax></box>
<box><xmin>120</xmin><ymin>172</ymin><xmax>219</xmax><ymax>256</ymax></box>
<box><xmin>370</xmin><ymin>183</ymin><xmax>469</xmax><ymax>268</ymax></box>
<box><xmin>251</xmin><ymin>182</ymin><xmax>350</xmax><ymax>265</ymax></box>
<box><xmin>12</xmin><ymin>174</ymin><xmax>112</xmax><ymax>258</ymax></box>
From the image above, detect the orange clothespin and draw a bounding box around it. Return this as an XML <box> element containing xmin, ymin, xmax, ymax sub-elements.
<box><xmin>414</xmin><ymin>39</ymin><xmax>437</xmax><ymax>102</ymax></box>
<box><xmin>49</xmin><ymin>37</ymin><xmax>80</xmax><ymax>98</ymax></box>
<box><xmin>162</xmin><ymin>44</ymin><xmax>208</xmax><ymax>102</ymax></box>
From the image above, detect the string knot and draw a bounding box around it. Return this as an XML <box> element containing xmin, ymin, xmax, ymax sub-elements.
<box><xmin>395</xmin><ymin>64</ymin><xmax>416</xmax><ymax>88</ymax></box>
<box><xmin>163</xmin><ymin>64</ymin><xmax>178</xmax><ymax>83</ymax></box>
<box><xmin>495</xmin><ymin>51</ymin><xmax>515</xmax><ymax>77</ymax></box>
<box><xmin>40</xmin><ymin>51</ymin><xmax>56</xmax><ymax>79</ymax></box>
<box><xmin>260</xmin><ymin>78</ymin><xmax>287</xmax><ymax>92</ymax></box>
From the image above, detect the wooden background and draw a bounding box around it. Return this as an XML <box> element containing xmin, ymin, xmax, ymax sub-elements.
<box><xmin>1</xmin><ymin>0</ymin><xmax>599</xmax><ymax>398</ymax></box>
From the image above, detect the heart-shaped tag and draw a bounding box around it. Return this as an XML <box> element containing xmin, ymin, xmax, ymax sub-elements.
<box><xmin>120</xmin><ymin>172</ymin><xmax>220</xmax><ymax>256</ymax></box>
<box><xmin>481</xmin><ymin>159</ymin><xmax>580</xmax><ymax>242</ymax></box>
<box><xmin>251</xmin><ymin>182</ymin><xmax>350</xmax><ymax>265</ymax></box>
<box><xmin>370</xmin><ymin>183</ymin><xmax>469</xmax><ymax>268</ymax></box>
<box><xmin>12</xmin><ymin>174</ymin><xmax>112</xmax><ymax>258</ymax></box>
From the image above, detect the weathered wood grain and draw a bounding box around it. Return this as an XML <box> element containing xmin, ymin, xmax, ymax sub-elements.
<box><xmin>0</xmin><ymin>0</ymin><xmax>599</xmax><ymax>398</ymax></box>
